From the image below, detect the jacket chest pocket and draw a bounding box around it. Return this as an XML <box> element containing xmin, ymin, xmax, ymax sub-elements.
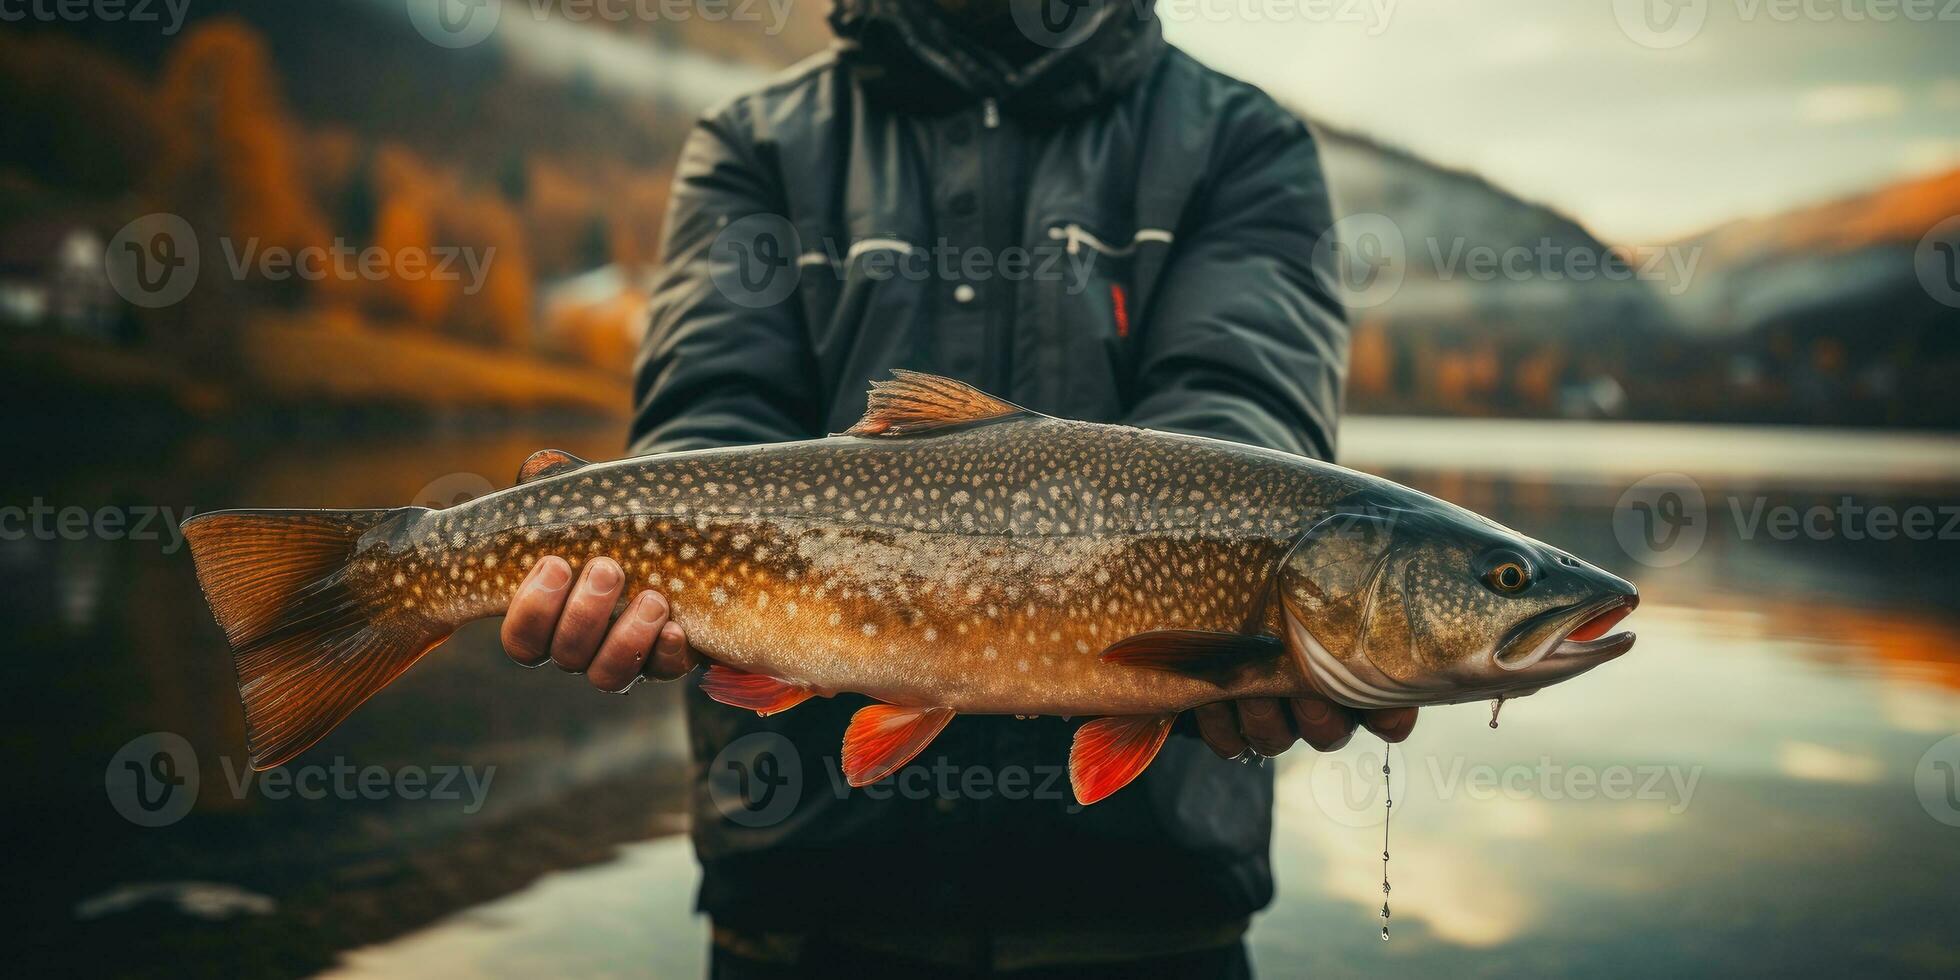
<box><xmin>1025</xmin><ymin>219</ymin><xmax>1176</xmax><ymax>421</ymax></box>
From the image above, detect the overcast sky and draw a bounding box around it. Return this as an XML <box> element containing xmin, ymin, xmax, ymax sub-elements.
<box><xmin>1163</xmin><ymin>0</ymin><xmax>1960</xmax><ymax>243</ymax></box>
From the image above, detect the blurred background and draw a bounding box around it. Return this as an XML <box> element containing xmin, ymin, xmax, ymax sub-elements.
<box><xmin>3</xmin><ymin>0</ymin><xmax>1958</xmax><ymax>976</ymax></box>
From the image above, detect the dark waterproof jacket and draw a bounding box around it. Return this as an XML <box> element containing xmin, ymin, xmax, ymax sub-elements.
<box><xmin>630</xmin><ymin>0</ymin><xmax>1347</xmax><ymax>962</ymax></box>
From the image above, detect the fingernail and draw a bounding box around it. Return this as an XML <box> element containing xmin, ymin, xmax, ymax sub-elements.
<box><xmin>534</xmin><ymin>559</ymin><xmax>570</xmax><ymax>591</ymax></box>
<box><xmin>662</xmin><ymin>622</ymin><xmax>685</xmax><ymax>644</ymax></box>
<box><xmin>634</xmin><ymin>592</ymin><xmax>668</xmax><ymax>623</ymax></box>
<box><xmin>1298</xmin><ymin>700</ymin><xmax>1332</xmax><ymax>723</ymax></box>
<box><xmin>1326</xmin><ymin>731</ymin><xmax>1354</xmax><ymax>752</ymax></box>
<box><xmin>588</xmin><ymin>559</ymin><xmax>621</xmax><ymax>591</ymax></box>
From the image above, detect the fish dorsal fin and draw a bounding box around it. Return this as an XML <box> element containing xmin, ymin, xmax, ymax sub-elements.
<box><xmin>842</xmin><ymin>370</ymin><xmax>1032</xmax><ymax>437</ymax></box>
<box><xmin>517</xmin><ymin>449</ymin><xmax>590</xmax><ymax>485</ymax></box>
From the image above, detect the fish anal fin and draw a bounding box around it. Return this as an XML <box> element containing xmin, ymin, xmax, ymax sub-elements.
<box><xmin>1070</xmin><ymin>714</ymin><xmax>1176</xmax><ymax>805</ymax></box>
<box><xmin>517</xmin><ymin>449</ymin><xmax>591</xmax><ymax>485</ymax></box>
<box><xmin>700</xmin><ymin>665</ymin><xmax>815</xmax><ymax>716</ymax></box>
<box><xmin>841</xmin><ymin>370</ymin><xmax>1032</xmax><ymax>437</ymax></box>
<box><xmin>1100</xmin><ymin>630</ymin><xmax>1284</xmax><ymax>680</ymax></box>
<box><xmin>841</xmin><ymin>704</ymin><xmax>956</xmax><ymax>786</ymax></box>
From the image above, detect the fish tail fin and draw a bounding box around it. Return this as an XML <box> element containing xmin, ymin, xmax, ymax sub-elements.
<box><xmin>182</xmin><ymin>508</ymin><xmax>446</xmax><ymax>771</ymax></box>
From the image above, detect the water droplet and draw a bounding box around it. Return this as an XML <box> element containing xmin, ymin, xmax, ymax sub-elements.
<box><xmin>1381</xmin><ymin>926</ymin><xmax>1390</xmax><ymax>941</ymax></box>
<box><xmin>1490</xmin><ymin>696</ymin><xmax>1506</xmax><ymax>729</ymax></box>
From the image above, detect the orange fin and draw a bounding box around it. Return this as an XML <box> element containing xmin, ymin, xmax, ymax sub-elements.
<box><xmin>1070</xmin><ymin>714</ymin><xmax>1177</xmax><ymax>805</ymax></box>
<box><xmin>182</xmin><ymin>509</ymin><xmax>450</xmax><ymax>771</ymax></box>
<box><xmin>841</xmin><ymin>704</ymin><xmax>956</xmax><ymax>786</ymax></box>
<box><xmin>841</xmin><ymin>370</ymin><xmax>1032</xmax><ymax>437</ymax></box>
<box><xmin>700</xmin><ymin>665</ymin><xmax>815</xmax><ymax>716</ymax></box>
<box><xmin>1101</xmin><ymin>630</ymin><xmax>1283</xmax><ymax>680</ymax></box>
<box><xmin>517</xmin><ymin>449</ymin><xmax>590</xmax><ymax>484</ymax></box>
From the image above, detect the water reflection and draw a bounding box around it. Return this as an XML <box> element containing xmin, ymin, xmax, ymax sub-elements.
<box><xmin>12</xmin><ymin>419</ymin><xmax>1959</xmax><ymax>976</ymax></box>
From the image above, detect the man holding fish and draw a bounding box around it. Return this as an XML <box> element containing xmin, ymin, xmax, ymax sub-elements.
<box><xmin>183</xmin><ymin>0</ymin><xmax>1633</xmax><ymax>976</ymax></box>
<box><xmin>505</xmin><ymin>1</ymin><xmax>1403</xmax><ymax>974</ymax></box>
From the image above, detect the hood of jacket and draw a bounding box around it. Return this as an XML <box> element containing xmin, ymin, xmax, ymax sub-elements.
<box><xmin>828</xmin><ymin>0</ymin><xmax>1165</xmax><ymax>119</ymax></box>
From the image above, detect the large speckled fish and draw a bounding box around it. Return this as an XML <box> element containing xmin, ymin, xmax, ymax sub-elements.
<box><xmin>184</xmin><ymin>372</ymin><xmax>1638</xmax><ymax>804</ymax></box>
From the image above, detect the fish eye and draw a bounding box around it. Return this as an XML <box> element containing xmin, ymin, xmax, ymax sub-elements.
<box><xmin>1482</xmin><ymin>553</ymin><xmax>1532</xmax><ymax>594</ymax></box>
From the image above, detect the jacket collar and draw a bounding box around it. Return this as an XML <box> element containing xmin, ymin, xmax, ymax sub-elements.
<box><xmin>829</xmin><ymin>0</ymin><xmax>1165</xmax><ymax>120</ymax></box>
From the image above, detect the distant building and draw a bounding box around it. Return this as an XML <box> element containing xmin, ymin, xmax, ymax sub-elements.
<box><xmin>0</xmin><ymin>220</ymin><xmax>123</xmax><ymax>340</ymax></box>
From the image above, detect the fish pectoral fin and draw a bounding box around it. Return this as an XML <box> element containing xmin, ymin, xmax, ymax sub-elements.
<box><xmin>516</xmin><ymin>449</ymin><xmax>591</xmax><ymax>485</ymax></box>
<box><xmin>1100</xmin><ymin>630</ymin><xmax>1284</xmax><ymax>680</ymax></box>
<box><xmin>841</xmin><ymin>704</ymin><xmax>956</xmax><ymax>786</ymax></box>
<box><xmin>700</xmin><ymin>665</ymin><xmax>816</xmax><ymax>716</ymax></box>
<box><xmin>840</xmin><ymin>370</ymin><xmax>1035</xmax><ymax>437</ymax></box>
<box><xmin>1070</xmin><ymin>714</ymin><xmax>1177</xmax><ymax>806</ymax></box>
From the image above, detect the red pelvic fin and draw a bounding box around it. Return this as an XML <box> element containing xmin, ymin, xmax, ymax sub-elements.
<box><xmin>700</xmin><ymin>665</ymin><xmax>816</xmax><ymax>716</ymax></box>
<box><xmin>1069</xmin><ymin>714</ymin><xmax>1176</xmax><ymax>805</ymax></box>
<box><xmin>841</xmin><ymin>704</ymin><xmax>956</xmax><ymax>786</ymax></box>
<box><xmin>1100</xmin><ymin>630</ymin><xmax>1284</xmax><ymax>679</ymax></box>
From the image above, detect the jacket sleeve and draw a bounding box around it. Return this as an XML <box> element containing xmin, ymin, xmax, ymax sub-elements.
<box><xmin>1125</xmin><ymin>105</ymin><xmax>1348</xmax><ymax>462</ymax></box>
<box><xmin>629</xmin><ymin>106</ymin><xmax>823</xmax><ymax>457</ymax></box>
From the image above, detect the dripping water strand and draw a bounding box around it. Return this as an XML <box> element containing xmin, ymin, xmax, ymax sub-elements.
<box><xmin>1490</xmin><ymin>696</ymin><xmax>1506</xmax><ymax>729</ymax></box>
<box><xmin>1380</xmin><ymin>747</ymin><xmax>1392</xmax><ymax>941</ymax></box>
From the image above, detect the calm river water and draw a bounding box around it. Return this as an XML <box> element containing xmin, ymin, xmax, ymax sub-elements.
<box><xmin>8</xmin><ymin>417</ymin><xmax>1958</xmax><ymax>977</ymax></box>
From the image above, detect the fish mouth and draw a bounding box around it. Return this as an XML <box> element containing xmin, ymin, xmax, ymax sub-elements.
<box><xmin>1495</xmin><ymin>594</ymin><xmax>1639</xmax><ymax>676</ymax></box>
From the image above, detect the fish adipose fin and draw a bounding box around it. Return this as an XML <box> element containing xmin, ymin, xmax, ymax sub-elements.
<box><xmin>516</xmin><ymin>449</ymin><xmax>591</xmax><ymax>484</ymax></box>
<box><xmin>1070</xmin><ymin>714</ymin><xmax>1176</xmax><ymax>805</ymax></box>
<box><xmin>182</xmin><ymin>509</ymin><xmax>450</xmax><ymax>771</ymax></box>
<box><xmin>701</xmin><ymin>665</ymin><xmax>815</xmax><ymax>715</ymax></box>
<box><xmin>842</xmin><ymin>369</ymin><xmax>1034</xmax><ymax>437</ymax></box>
<box><xmin>841</xmin><ymin>704</ymin><xmax>956</xmax><ymax>786</ymax></box>
<box><xmin>1100</xmin><ymin>630</ymin><xmax>1284</xmax><ymax>680</ymax></box>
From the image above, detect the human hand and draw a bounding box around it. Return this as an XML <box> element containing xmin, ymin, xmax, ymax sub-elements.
<box><xmin>500</xmin><ymin>556</ymin><xmax>700</xmax><ymax>693</ymax></box>
<box><xmin>1194</xmin><ymin>697</ymin><xmax>1417</xmax><ymax>759</ymax></box>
